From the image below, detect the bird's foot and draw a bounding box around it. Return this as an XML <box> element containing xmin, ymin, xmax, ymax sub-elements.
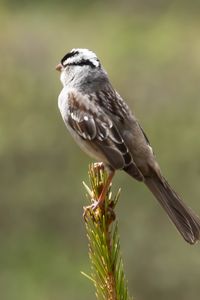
<box><xmin>83</xmin><ymin>163</ymin><xmax>115</xmax><ymax>221</ymax></box>
<box><xmin>83</xmin><ymin>198</ymin><xmax>116</xmax><ymax>224</ymax></box>
<box><xmin>93</xmin><ymin>161</ymin><xmax>104</xmax><ymax>170</ymax></box>
<box><xmin>83</xmin><ymin>198</ymin><xmax>104</xmax><ymax>221</ymax></box>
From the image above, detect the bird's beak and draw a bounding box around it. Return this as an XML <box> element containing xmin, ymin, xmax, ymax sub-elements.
<box><xmin>56</xmin><ymin>63</ymin><xmax>62</xmax><ymax>72</ymax></box>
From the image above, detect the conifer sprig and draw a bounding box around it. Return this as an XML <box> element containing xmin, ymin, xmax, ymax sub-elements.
<box><xmin>82</xmin><ymin>163</ymin><xmax>132</xmax><ymax>300</ymax></box>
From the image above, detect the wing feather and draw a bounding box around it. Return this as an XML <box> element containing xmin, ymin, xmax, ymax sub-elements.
<box><xmin>66</xmin><ymin>91</ymin><xmax>144</xmax><ymax>181</ymax></box>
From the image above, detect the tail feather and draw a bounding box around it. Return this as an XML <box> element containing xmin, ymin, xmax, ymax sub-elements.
<box><xmin>145</xmin><ymin>176</ymin><xmax>200</xmax><ymax>244</ymax></box>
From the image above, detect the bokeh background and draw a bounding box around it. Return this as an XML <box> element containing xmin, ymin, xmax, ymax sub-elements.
<box><xmin>1</xmin><ymin>1</ymin><xmax>200</xmax><ymax>299</ymax></box>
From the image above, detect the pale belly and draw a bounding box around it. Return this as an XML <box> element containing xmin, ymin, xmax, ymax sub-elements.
<box><xmin>67</xmin><ymin>124</ymin><xmax>109</xmax><ymax>163</ymax></box>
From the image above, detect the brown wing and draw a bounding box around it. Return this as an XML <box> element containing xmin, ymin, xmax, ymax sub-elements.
<box><xmin>67</xmin><ymin>91</ymin><xmax>143</xmax><ymax>181</ymax></box>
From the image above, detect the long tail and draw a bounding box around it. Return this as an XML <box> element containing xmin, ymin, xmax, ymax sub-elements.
<box><xmin>145</xmin><ymin>175</ymin><xmax>200</xmax><ymax>244</ymax></box>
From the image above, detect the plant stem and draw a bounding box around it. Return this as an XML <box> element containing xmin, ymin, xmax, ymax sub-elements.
<box><xmin>82</xmin><ymin>163</ymin><xmax>132</xmax><ymax>300</ymax></box>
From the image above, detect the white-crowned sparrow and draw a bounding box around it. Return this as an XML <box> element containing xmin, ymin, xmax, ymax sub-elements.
<box><xmin>56</xmin><ymin>48</ymin><xmax>200</xmax><ymax>244</ymax></box>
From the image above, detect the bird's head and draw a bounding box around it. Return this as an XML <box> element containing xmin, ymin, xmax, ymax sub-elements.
<box><xmin>56</xmin><ymin>48</ymin><xmax>101</xmax><ymax>86</ymax></box>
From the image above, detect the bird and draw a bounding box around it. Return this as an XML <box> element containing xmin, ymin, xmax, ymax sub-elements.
<box><xmin>56</xmin><ymin>48</ymin><xmax>200</xmax><ymax>244</ymax></box>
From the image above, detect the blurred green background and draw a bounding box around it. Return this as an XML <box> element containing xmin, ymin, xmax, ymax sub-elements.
<box><xmin>1</xmin><ymin>1</ymin><xmax>200</xmax><ymax>299</ymax></box>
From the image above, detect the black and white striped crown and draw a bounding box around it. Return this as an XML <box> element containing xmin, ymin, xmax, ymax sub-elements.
<box><xmin>61</xmin><ymin>48</ymin><xmax>100</xmax><ymax>68</ymax></box>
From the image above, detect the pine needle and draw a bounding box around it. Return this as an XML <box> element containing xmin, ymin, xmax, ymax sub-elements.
<box><xmin>82</xmin><ymin>163</ymin><xmax>133</xmax><ymax>300</ymax></box>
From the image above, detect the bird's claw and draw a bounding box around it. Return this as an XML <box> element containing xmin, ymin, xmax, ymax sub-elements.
<box><xmin>83</xmin><ymin>199</ymin><xmax>103</xmax><ymax>221</ymax></box>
